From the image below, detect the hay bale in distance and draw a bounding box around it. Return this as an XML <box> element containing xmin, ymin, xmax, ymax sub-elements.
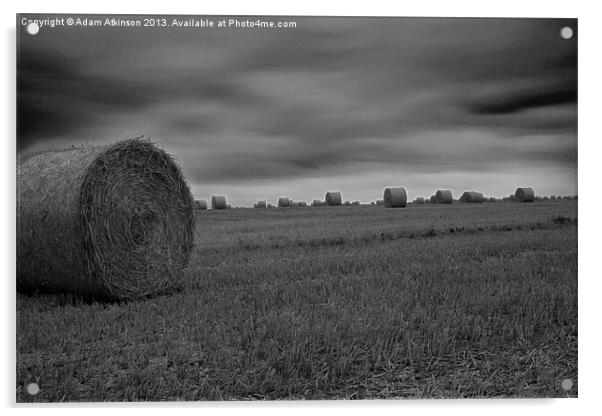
<box><xmin>278</xmin><ymin>197</ymin><xmax>292</xmax><ymax>208</ymax></box>
<box><xmin>429</xmin><ymin>195</ymin><xmax>436</xmax><ymax>204</ymax></box>
<box><xmin>17</xmin><ymin>138</ymin><xmax>195</xmax><ymax>299</ymax></box>
<box><xmin>211</xmin><ymin>195</ymin><xmax>227</xmax><ymax>209</ymax></box>
<box><xmin>460</xmin><ymin>191</ymin><xmax>485</xmax><ymax>203</ymax></box>
<box><xmin>194</xmin><ymin>200</ymin><xmax>207</xmax><ymax>210</ymax></box>
<box><xmin>515</xmin><ymin>187</ymin><xmax>535</xmax><ymax>203</ymax></box>
<box><xmin>352</xmin><ymin>201</ymin><xmax>360</xmax><ymax>206</ymax></box>
<box><xmin>256</xmin><ymin>200</ymin><xmax>267</xmax><ymax>208</ymax></box>
<box><xmin>415</xmin><ymin>197</ymin><xmax>425</xmax><ymax>204</ymax></box>
<box><xmin>383</xmin><ymin>187</ymin><xmax>407</xmax><ymax>208</ymax></box>
<box><xmin>435</xmin><ymin>189</ymin><xmax>453</xmax><ymax>204</ymax></box>
<box><xmin>325</xmin><ymin>191</ymin><xmax>342</xmax><ymax>206</ymax></box>
<box><xmin>489</xmin><ymin>197</ymin><xmax>496</xmax><ymax>202</ymax></box>
<box><xmin>311</xmin><ymin>199</ymin><xmax>323</xmax><ymax>207</ymax></box>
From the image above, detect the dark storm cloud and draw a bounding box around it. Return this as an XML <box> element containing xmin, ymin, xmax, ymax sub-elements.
<box><xmin>466</xmin><ymin>83</ymin><xmax>577</xmax><ymax>115</ymax></box>
<box><xmin>17</xmin><ymin>16</ymin><xmax>577</xmax><ymax>197</ymax></box>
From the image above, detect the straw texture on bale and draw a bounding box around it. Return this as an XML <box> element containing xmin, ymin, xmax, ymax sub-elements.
<box><xmin>194</xmin><ymin>200</ymin><xmax>207</xmax><ymax>210</ymax></box>
<box><xmin>429</xmin><ymin>195</ymin><xmax>436</xmax><ymax>204</ymax></box>
<box><xmin>460</xmin><ymin>191</ymin><xmax>485</xmax><ymax>203</ymax></box>
<box><xmin>383</xmin><ymin>187</ymin><xmax>407</xmax><ymax>208</ymax></box>
<box><xmin>325</xmin><ymin>192</ymin><xmax>342</xmax><ymax>206</ymax></box>
<box><xmin>515</xmin><ymin>187</ymin><xmax>535</xmax><ymax>202</ymax></box>
<box><xmin>17</xmin><ymin>138</ymin><xmax>195</xmax><ymax>299</ymax></box>
<box><xmin>435</xmin><ymin>189</ymin><xmax>453</xmax><ymax>204</ymax></box>
<box><xmin>278</xmin><ymin>197</ymin><xmax>292</xmax><ymax>208</ymax></box>
<box><xmin>211</xmin><ymin>195</ymin><xmax>227</xmax><ymax>209</ymax></box>
<box><xmin>256</xmin><ymin>200</ymin><xmax>267</xmax><ymax>208</ymax></box>
<box><xmin>311</xmin><ymin>199</ymin><xmax>322</xmax><ymax>207</ymax></box>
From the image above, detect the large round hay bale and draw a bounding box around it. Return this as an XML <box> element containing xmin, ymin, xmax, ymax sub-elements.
<box><xmin>514</xmin><ymin>187</ymin><xmax>535</xmax><ymax>202</ymax></box>
<box><xmin>211</xmin><ymin>195</ymin><xmax>227</xmax><ymax>209</ymax></box>
<box><xmin>17</xmin><ymin>138</ymin><xmax>195</xmax><ymax>299</ymax></box>
<box><xmin>460</xmin><ymin>191</ymin><xmax>485</xmax><ymax>203</ymax></box>
<box><xmin>194</xmin><ymin>200</ymin><xmax>207</xmax><ymax>210</ymax></box>
<box><xmin>435</xmin><ymin>189</ymin><xmax>453</xmax><ymax>204</ymax></box>
<box><xmin>256</xmin><ymin>200</ymin><xmax>267</xmax><ymax>208</ymax></box>
<box><xmin>383</xmin><ymin>187</ymin><xmax>407</xmax><ymax>208</ymax></box>
<box><xmin>325</xmin><ymin>191</ymin><xmax>342</xmax><ymax>206</ymax></box>
<box><xmin>278</xmin><ymin>197</ymin><xmax>292</xmax><ymax>207</ymax></box>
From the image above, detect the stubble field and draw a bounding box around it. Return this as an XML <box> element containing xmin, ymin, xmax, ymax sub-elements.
<box><xmin>16</xmin><ymin>200</ymin><xmax>578</xmax><ymax>401</ymax></box>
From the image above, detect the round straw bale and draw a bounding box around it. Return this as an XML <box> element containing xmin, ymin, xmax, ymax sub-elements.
<box><xmin>415</xmin><ymin>197</ymin><xmax>425</xmax><ymax>204</ymax></box>
<box><xmin>17</xmin><ymin>138</ymin><xmax>195</xmax><ymax>299</ymax></box>
<box><xmin>256</xmin><ymin>200</ymin><xmax>267</xmax><ymax>208</ymax></box>
<box><xmin>352</xmin><ymin>201</ymin><xmax>360</xmax><ymax>206</ymax></box>
<box><xmin>435</xmin><ymin>189</ymin><xmax>453</xmax><ymax>204</ymax></box>
<box><xmin>429</xmin><ymin>195</ymin><xmax>436</xmax><ymax>204</ymax></box>
<box><xmin>311</xmin><ymin>199</ymin><xmax>322</xmax><ymax>207</ymax></box>
<box><xmin>297</xmin><ymin>201</ymin><xmax>307</xmax><ymax>207</ymax></box>
<box><xmin>211</xmin><ymin>195</ymin><xmax>227</xmax><ymax>209</ymax></box>
<box><xmin>514</xmin><ymin>187</ymin><xmax>535</xmax><ymax>202</ymax></box>
<box><xmin>460</xmin><ymin>191</ymin><xmax>485</xmax><ymax>203</ymax></box>
<box><xmin>194</xmin><ymin>200</ymin><xmax>207</xmax><ymax>210</ymax></box>
<box><xmin>489</xmin><ymin>197</ymin><xmax>496</xmax><ymax>202</ymax></box>
<box><xmin>325</xmin><ymin>191</ymin><xmax>342</xmax><ymax>206</ymax></box>
<box><xmin>383</xmin><ymin>187</ymin><xmax>407</xmax><ymax>208</ymax></box>
<box><xmin>278</xmin><ymin>197</ymin><xmax>292</xmax><ymax>207</ymax></box>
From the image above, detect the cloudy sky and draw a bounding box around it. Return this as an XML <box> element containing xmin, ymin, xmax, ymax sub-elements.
<box><xmin>18</xmin><ymin>15</ymin><xmax>577</xmax><ymax>204</ymax></box>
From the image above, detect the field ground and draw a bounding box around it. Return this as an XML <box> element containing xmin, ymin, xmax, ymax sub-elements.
<box><xmin>16</xmin><ymin>200</ymin><xmax>578</xmax><ymax>401</ymax></box>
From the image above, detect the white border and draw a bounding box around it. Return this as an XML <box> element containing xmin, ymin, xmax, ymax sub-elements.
<box><xmin>3</xmin><ymin>1</ymin><xmax>600</xmax><ymax>415</ymax></box>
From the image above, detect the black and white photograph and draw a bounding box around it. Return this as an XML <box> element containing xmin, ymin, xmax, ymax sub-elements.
<box><xmin>15</xmin><ymin>12</ymin><xmax>578</xmax><ymax>402</ymax></box>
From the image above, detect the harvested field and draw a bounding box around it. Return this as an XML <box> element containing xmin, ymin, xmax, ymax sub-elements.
<box><xmin>17</xmin><ymin>200</ymin><xmax>577</xmax><ymax>401</ymax></box>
